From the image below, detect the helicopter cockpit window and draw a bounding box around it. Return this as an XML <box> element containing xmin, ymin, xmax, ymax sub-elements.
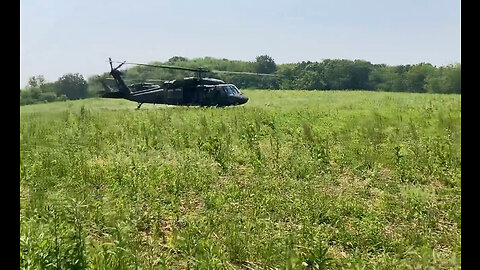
<box><xmin>229</xmin><ymin>85</ymin><xmax>241</xmax><ymax>94</ymax></box>
<box><xmin>217</xmin><ymin>84</ymin><xmax>242</xmax><ymax>96</ymax></box>
<box><xmin>223</xmin><ymin>86</ymin><xmax>234</xmax><ymax>95</ymax></box>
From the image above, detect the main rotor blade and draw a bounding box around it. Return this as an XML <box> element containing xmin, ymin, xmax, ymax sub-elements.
<box><xmin>212</xmin><ymin>70</ymin><xmax>278</xmax><ymax>76</ymax></box>
<box><xmin>110</xmin><ymin>60</ymin><xmax>209</xmax><ymax>73</ymax></box>
<box><xmin>109</xmin><ymin>59</ymin><xmax>277</xmax><ymax>76</ymax></box>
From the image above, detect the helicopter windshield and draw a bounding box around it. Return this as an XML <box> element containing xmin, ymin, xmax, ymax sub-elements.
<box><xmin>230</xmin><ymin>84</ymin><xmax>241</xmax><ymax>94</ymax></box>
<box><xmin>222</xmin><ymin>84</ymin><xmax>241</xmax><ymax>95</ymax></box>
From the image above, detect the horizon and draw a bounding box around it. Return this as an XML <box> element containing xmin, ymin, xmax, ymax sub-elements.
<box><xmin>20</xmin><ymin>55</ymin><xmax>462</xmax><ymax>87</ymax></box>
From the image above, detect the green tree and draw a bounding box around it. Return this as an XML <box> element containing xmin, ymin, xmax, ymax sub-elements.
<box><xmin>290</xmin><ymin>62</ymin><xmax>327</xmax><ymax>90</ymax></box>
<box><xmin>406</xmin><ymin>63</ymin><xmax>436</xmax><ymax>92</ymax></box>
<box><xmin>390</xmin><ymin>65</ymin><xmax>411</xmax><ymax>92</ymax></box>
<box><xmin>20</xmin><ymin>89</ymin><xmax>34</xmax><ymax>105</ymax></box>
<box><xmin>369</xmin><ymin>65</ymin><xmax>395</xmax><ymax>91</ymax></box>
<box><xmin>322</xmin><ymin>59</ymin><xmax>353</xmax><ymax>89</ymax></box>
<box><xmin>168</xmin><ymin>56</ymin><xmax>188</xmax><ymax>63</ymax></box>
<box><xmin>425</xmin><ymin>63</ymin><xmax>461</xmax><ymax>94</ymax></box>
<box><xmin>39</xmin><ymin>82</ymin><xmax>58</xmax><ymax>94</ymax></box>
<box><xmin>255</xmin><ymin>55</ymin><xmax>277</xmax><ymax>74</ymax></box>
<box><xmin>87</xmin><ymin>74</ymin><xmax>110</xmax><ymax>98</ymax></box>
<box><xmin>349</xmin><ymin>60</ymin><xmax>374</xmax><ymax>90</ymax></box>
<box><xmin>56</xmin><ymin>73</ymin><xmax>88</xmax><ymax>100</ymax></box>
<box><xmin>38</xmin><ymin>92</ymin><xmax>57</xmax><ymax>102</ymax></box>
<box><xmin>27</xmin><ymin>75</ymin><xmax>46</xmax><ymax>88</ymax></box>
<box><xmin>443</xmin><ymin>63</ymin><xmax>461</xmax><ymax>93</ymax></box>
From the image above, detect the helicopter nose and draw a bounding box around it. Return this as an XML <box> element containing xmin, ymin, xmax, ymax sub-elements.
<box><xmin>238</xmin><ymin>96</ymin><xmax>248</xmax><ymax>105</ymax></box>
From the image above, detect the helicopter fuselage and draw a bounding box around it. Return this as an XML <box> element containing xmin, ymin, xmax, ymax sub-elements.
<box><xmin>103</xmin><ymin>80</ymin><xmax>249</xmax><ymax>107</ymax></box>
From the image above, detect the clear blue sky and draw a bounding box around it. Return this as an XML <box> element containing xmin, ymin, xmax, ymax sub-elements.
<box><xmin>20</xmin><ymin>0</ymin><xmax>461</xmax><ymax>88</ymax></box>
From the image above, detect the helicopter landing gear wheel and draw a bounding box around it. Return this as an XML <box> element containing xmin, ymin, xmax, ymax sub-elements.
<box><xmin>136</xmin><ymin>103</ymin><xmax>143</xmax><ymax>109</ymax></box>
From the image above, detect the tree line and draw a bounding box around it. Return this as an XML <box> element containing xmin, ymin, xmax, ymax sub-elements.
<box><xmin>20</xmin><ymin>55</ymin><xmax>460</xmax><ymax>105</ymax></box>
<box><xmin>20</xmin><ymin>73</ymin><xmax>91</xmax><ymax>106</ymax></box>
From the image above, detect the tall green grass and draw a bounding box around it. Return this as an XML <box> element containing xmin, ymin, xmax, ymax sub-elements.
<box><xmin>20</xmin><ymin>90</ymin><xmax>461</xmax><ymax>269</ymax></box>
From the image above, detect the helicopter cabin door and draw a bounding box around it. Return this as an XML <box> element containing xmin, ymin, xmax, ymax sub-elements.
<box><xmin>183</xmin><ymin>86</ymin><xmax>197</xmax><ymax>104</ymax></box>
<box><xmin>165</xmin><ymin>87</ymin><xmax>183</xmax><ymax>104</ymax></box>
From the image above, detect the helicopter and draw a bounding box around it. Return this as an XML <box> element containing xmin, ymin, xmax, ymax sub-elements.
<box><xmin>101</xmin><ymin>58</ymin><xmax>274</xmax><ymax>109</ymax></box>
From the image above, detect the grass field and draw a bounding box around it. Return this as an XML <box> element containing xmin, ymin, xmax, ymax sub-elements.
<box><xmin>20</xmin><ymin>90</ymin><xmax>461</xmax><ymax>269</ymax></box>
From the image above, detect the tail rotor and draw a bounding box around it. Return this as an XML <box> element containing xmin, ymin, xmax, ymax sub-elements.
<box><xmin>107</xmin><ymin>57</ymin><xmax>131</xmax><ymax>95</ymax></box>
<box><xmin>109</xmin><ymin>57</ymin><xmax>126</xmax><ymax>75</ymax></box>
<box><xmin>109</xmin><ymin>57</ymin><xmax>114</xmax><ymax>72</ymax></box>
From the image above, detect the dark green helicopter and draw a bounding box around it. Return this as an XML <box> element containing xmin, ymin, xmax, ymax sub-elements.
<box><xmin>101</xmin><ymin>58</ymin><xmax>273</xmax><ymax>109</ymax></box>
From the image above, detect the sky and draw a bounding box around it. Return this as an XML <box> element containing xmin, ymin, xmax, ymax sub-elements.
<box><xmin>20</xmin><ymin>0</ymin><xmax>461</xmax><ymax>88</ymax></box>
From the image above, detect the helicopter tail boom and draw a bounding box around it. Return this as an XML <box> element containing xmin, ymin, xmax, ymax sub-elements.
<box><xmin>98</xmin><ymin>80</ymin><xmax>126</xmax><ymax>98</ymax></box>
